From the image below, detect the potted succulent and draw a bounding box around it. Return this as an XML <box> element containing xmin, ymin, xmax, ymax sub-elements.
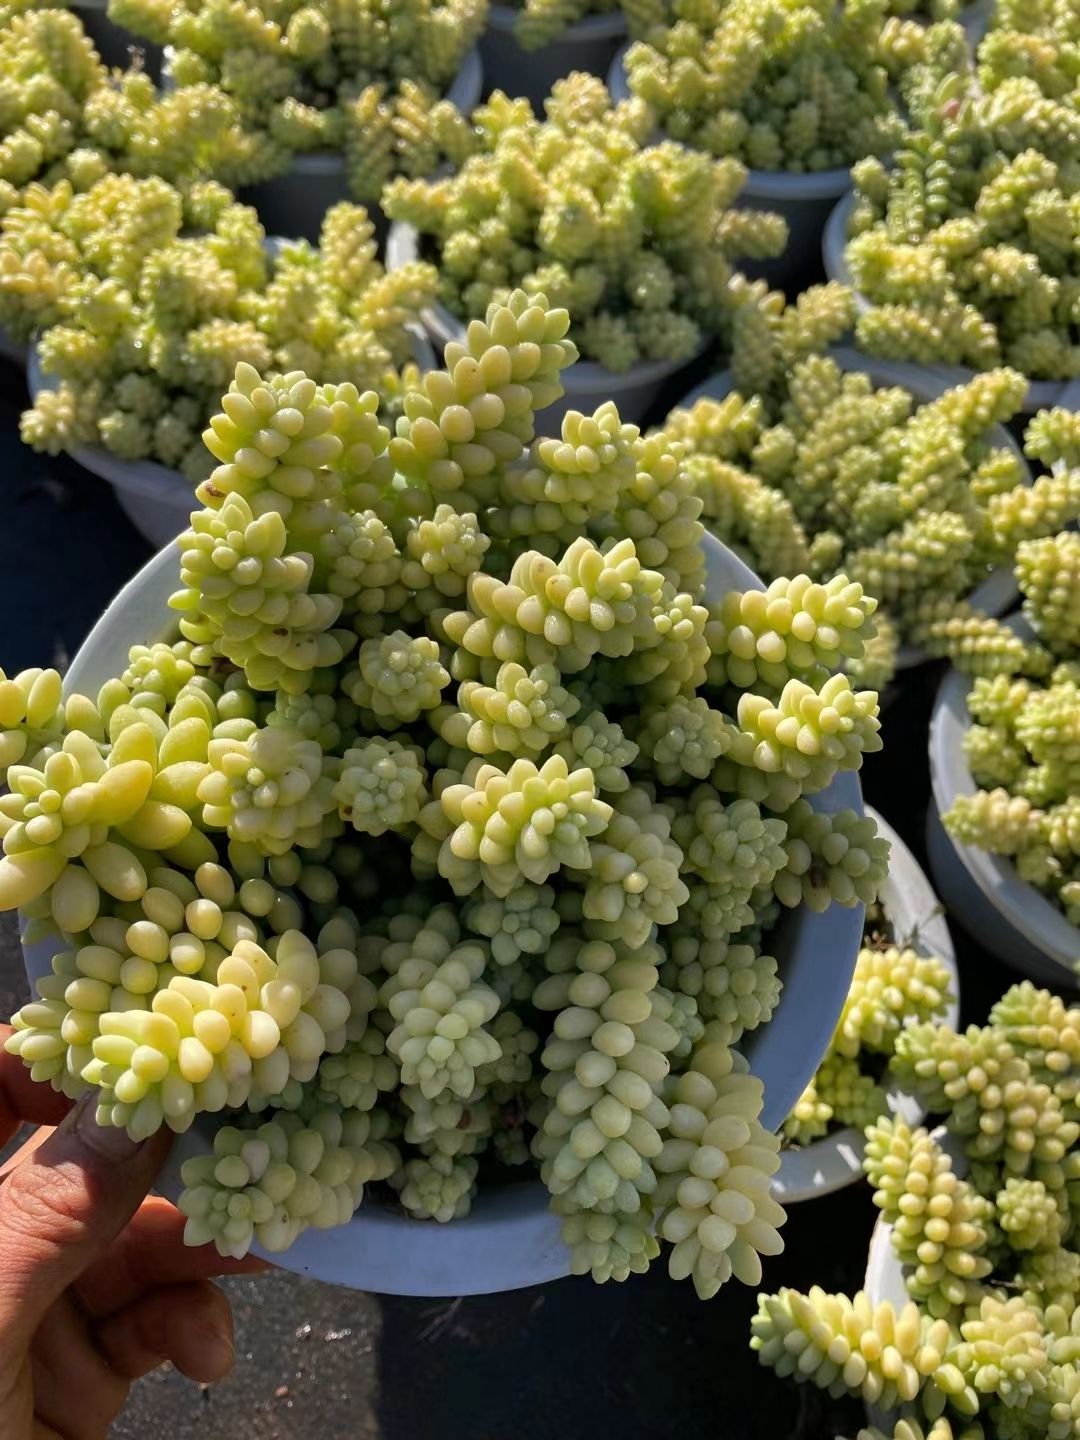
<box><xmin>0</xmin><ymin>8</ymin><xmax>272</xmax><ymax>214</ymax></box>
<box><xmin>384</xmin><ymin>74</ymin><xmax>788</xmax><ymax>434</ymax></box>
<box><xmin>114</xmin><ymin>0</ymin><xmax>485</xmax><ymax>242</ymax></box>
<box><xmin>7</xmin><ymin>288</ymin><xmax>886</xmax><ymax>1296</ymax></box>
<box><xmin>753</xmin><ymin>984</ymin><xmax>1080</xmax><ymax>1439</ymax></box>
<box><xmin>480</xmin><ymin>0</ymin><xmax>627</xmax><ymax>112</ymax></box>
<box><xmin>927</xmin><ymin>530</ymin><xmax>1080</xmax><ymax>982</ymax></box>
<box><xmin>822</xmin><ymin>13</ymin><xmax>1080</xmax><ymax>409</ymax></box>
<box><xmin>773</xmin><ymin>807</ymin><xmax>958</xmax><ymax>1205</ymax></box>
<box><xmin>653</xmin><ymin>288</ymin><xmax>1071</xmax><ymax>692</ymax></box>
<box><xmin>607</xmin><ymin>0</ymin><xmax>905</xmax><ymax>288</ymax></box>
<box><xmin>11</xmin><ymin>174</ymin><xmax>436</xmax><ymax>545</ymax></box>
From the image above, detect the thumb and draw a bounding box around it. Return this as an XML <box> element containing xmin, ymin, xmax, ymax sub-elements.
<box><xmin>0</xmin><ymin>1093</ymin><xmax>172</xmax><ymax>1350</ymax></box>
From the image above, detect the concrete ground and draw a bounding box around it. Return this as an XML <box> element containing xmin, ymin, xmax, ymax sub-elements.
<box><xmin>0</xmin><ymin>359</ymin><xmax>1023</xmax><ymax>1440</ymax></box>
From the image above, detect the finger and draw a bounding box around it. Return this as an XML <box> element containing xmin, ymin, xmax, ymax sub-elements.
<box><xmin>76</xmin><ymin>1196</ymin><xmax>270</xmax><ymax>1319</ymax></box>
<box><xmin>0</xmin><ymin>1091</ymin><xmax>171</xmax><ymax>1350</ymax></box>
<box><xmin>0</xmin><ymin>1123</ymin><xmax>54</xmax><ymax>1184</ymax></box>
<box><xmin>0</xmin><ymin>1024</ymin><xmax>73</xmax><ymax>1148</ymax></box>
<box><xmin>94</xmin><ymin>1280</ymin><xmax>235</xmax><ymax>1384</ymax></box>
<box><xmin>29</xmin><ymin>1293</ymin><xmax>127</xmax><ymax>1440</ymax></box>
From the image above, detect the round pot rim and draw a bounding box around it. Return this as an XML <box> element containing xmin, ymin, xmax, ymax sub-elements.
<box><xmin>771</xmin><ymin>806</ymin><xmax>960</xmax><ymax>1204</ymax></box>
<box><xmin>606</xmin><ymin>44</ymin><xmax>854</xmax><ymax>199</ymax></box>
<box><xmin>822</xmin><ymin>192</ymin><xmax>1071</xmax><ymax>412</ymax></box>
<box><xmin>676</xmin><ymin>348</ymin><xmax>1026</xmax><ymax>671</ymax></box>
<box><xmin>385</xmin><ymin>219</ymin><xmax>708</xmax><ymax>388</ymax></box>
<box><xmin>929</xmin><ymin>618</ymin><xmax>1079</xmax><ymax>973</ymax></box>
<box><xmin>487</xmin><ymin>2</ymin><xmax>628</xmax><ymax>40</ymax></box>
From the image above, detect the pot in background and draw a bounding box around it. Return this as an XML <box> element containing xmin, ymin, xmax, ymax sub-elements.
<box><xmin>71</xmin><ymin>0</ymin><xmax>164</xmax><ymax>79</ymax></box>
<box><xmin>234</xmin><ymin>49</ymin><xmax>483</xmax><ymax>244</ymax></box>
<box><xmin>926</xmin><ymin>628</ymin><xmax>1079</xmax><ymax>983</ymax></box>
<box><xmin>27</xmin><ymin>325</ymin><xmax>438</xmax><ymax>548</ymax></box>
<box><xmin>480</xmin><ymin>6</ymin><xmax>627</xmax><ymax>112</ymax></box>
<box><xmin>822</xmin><ymin>194</ymin><xmax>1070</xmax><ymax>415</ymax></box>
<box><xmin>607</xmin><ymin>44</ymin><xmax>852</xmax><ymax>292</ymax></box>
<box><xmin>771</xmin><ymin>807</ymin><xmax>959</xmax><ymax>1205</ymax></box>
<box><xmin>385</xmin><ymin>219</ymin><xmax>707</xmax><ymax>434</ymax></box>
<box><xmin>676</xmin><ymin>347</ymin><xmax>1029</xmax><ymax>673</ymax></box>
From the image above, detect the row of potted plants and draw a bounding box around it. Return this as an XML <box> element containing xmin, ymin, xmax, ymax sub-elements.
<box><xmin>0</xmin><ymin>0</ymin><xmax>1076</xmax><ymax>1312</ymax></box>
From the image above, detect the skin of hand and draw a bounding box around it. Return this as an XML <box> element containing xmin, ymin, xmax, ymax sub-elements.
<box><xmin>0</xmin><ymin>1022</ymin><xmax>269</xmax><ymax>1440</ymax></box>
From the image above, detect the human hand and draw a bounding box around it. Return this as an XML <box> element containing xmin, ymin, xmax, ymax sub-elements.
<box><xmin>0</xmin><ymin>1021</ymin><xmax>268</xmax><ymax>1440</ymax></box>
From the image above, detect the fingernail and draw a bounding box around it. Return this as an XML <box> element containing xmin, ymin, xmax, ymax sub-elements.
<box><xmin>68</xmin><ymin>1093</ymin><xmax>146</xmax><ymax>1162</ymax></box>
<box><xmin>200</xmin><ymin>1317</ymin><xmax>236</xmax><ymax>1381</ymax></box>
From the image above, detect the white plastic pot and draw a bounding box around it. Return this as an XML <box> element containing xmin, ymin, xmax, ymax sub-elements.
<box><xmin>71</xmin><ymin>0</ymin><xmax>163</xmax><ymax>79</ymax></box>
<box><xmin>28</xmin><ymin>345</ymin><xmax>192</xmax><ymax>546</ymax></box>
<box><xmin>679</xmin><ymin>347</ymin><xmax>1028</xmax><ymax>671</ymax></box>
<box><xmin>27</xmin><ymin>325</ymin><xmax>438</xmax><ymax>548</ymax></box>
<box><xmin>480</xmin><ymin>6</ymin><xmax>626</xmax><ymax>112</ymax></box>
<box><xmin>771</xmin><ymin>807</ymin><xmax>959</xmax><ymax>1204</ymax></box>
<box><xmin>19</xmin><ymin>529</ymin><xmax>865</xmax><ymax>1294</ymax></box>
<box><xmin>927</xmin><ymin>626</ymin><xmax>1080</xmax><ymax>983</ymax></box>
<box><xmin>823</xmin><ymin>193</ymin><xmax>1070</xmax><ymax>415</ymax></box>
<box><xmin>233</xmin><ymin>49</ymin><xmax>483</xmax><ymax>243</ymax></box>
<box><xmin>385</xmin><ymin>220</ymin><xmax>706</xmax><ymax>434</ymax></box>
<box><xmin>607</xmin><ymin>45</ymin><xmax>852</xmax><ymax>289</ymax></box>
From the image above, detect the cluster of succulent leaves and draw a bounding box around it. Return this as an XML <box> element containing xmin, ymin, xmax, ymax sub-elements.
<box><xmin>0</xmin><ymin>6</ymin><xmax>279</xmax><ymax>206</ymax></box>
<box><xmin>2</xmin><ymin>289</ymin><xmax>892</xmax><ymax>1288</ymax></box>
<box><xmin>842</xmin><ymin>4</ymin><xmax>1080</xmax><ymax>380</ymax></box>
<box><xmin>107</xmin><ymin>0</ymin><xmax>486</xmax><ymax>204</ymax></box>
<box><xmin>383</xmin><ymin>74</ymin><xmax>789</xmax><ymax>371</ymax></box>
<box><xmin>782</xmin><ymin>911</ymin><xmax>953</xmax><ymax>1147</ymax></box>
<box><xmin>655</xmin><ymin>286</ymin><xmax>1080</xmax><ymax>689</ymax></box>
<box><xmin>3</xmin><ymin>176</ymin><xmax>435</xmax><ymax>476</ymax></box>
<box><xmin>620</xmin><ymin>0</ymin><xmax>905</xmax><ymax>172</ymax></box>
<box><xmin>753</xmin><ymin>980</ymin><xmax>1080</xmax><ymax>1440</ymax></box>
<box><xmin>942</xmin><ymin>528</ymin><xmax>1080</xmax><ymax>925</ymax></box>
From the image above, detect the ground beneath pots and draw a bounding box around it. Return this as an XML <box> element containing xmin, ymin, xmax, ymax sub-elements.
<box><xmin>0</xmin><ymin>359</ymin><xmax>1036</xmax><ymax>1440</ymax></box>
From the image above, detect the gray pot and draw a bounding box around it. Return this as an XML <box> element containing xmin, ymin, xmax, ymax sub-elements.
<box><xmin>385</xmin><ymin>219</ymin><xmax>706</xmax><ymax>434</ymax></box>
<box><xmin>480</xmin><ymin>5</ymin><xmax>627</xmax><ymax>112</ymax></box>
<box><xmin>27</xmin><ymin>312</ymin><xmax>437</xmax><ymax>547</ymax></box>
<box><xmin>608</xmin><ymin>44</ymin><xmax>852</xmax><ymax>292</ymax></box>
<box><xmin>235</xmin><ymin>48</ymin><xmax>483</xmax><ymax>243</ymax></box>
<box><xmin>771</xmin><ymin>807</ymin><xmax>959</xmax><ymax>1205</ymax></box>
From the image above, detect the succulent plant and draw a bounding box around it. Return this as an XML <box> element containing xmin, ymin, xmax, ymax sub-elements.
<box><xmin>383</xmin><ymin>74</ymin><xmax>788</xmax><ymax>371</ymax></box>
<box><xmin>5</xmin><ymin>291</ymin><xmax>888</xmax><ymax>1295</ymax></box>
